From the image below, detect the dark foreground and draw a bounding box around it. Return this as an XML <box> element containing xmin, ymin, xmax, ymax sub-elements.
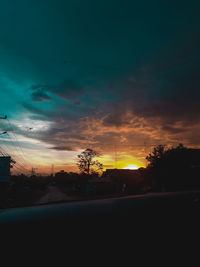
<box><xmin>1</xmin><ymin>191</ymin><xmax>200</xmax><ymax>257</ymax></box>
<box><xmin>1</xmin><ymin>191</ymin><xmax>200</xmax><ymax>226</ymax></box>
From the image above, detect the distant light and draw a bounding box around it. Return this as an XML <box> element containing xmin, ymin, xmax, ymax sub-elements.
<box><xmin>123</xmin><ymin>164</ymin><xmax>139</xmax><ymax>170</ymax></box>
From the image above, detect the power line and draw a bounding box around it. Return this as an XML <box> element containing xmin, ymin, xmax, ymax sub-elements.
<box><xmin>6</xmin><ymin>119</ymin><xmax>32</xmax><ymax>167</ymax></box>
<box><xmin>0</xmin><ymin>144</ymin><xmax>31</xmax><ymax>174</ymax></box>
<box><xmin>0</xmin><ymin>117</ymin><xmax>34</xmax><ymax>174</ymax></box>
<box><xmin>5</xmin><ymin>133</ymin><xmax>29</xmax><ymax>166</ymax></box>
<box><xmin>12</xmin><ymin>164</ymin><xmax>30</xmax><ymax>175</ymax></box>
<box><xmin>0</xmin><ymin>136</ymin><xmax>29</xmax><ymax>170</ymax></box>
<box><xmin>0</xmin><ymin>115</ymin><xmax>32</xmax><ymax>175</ymax></box>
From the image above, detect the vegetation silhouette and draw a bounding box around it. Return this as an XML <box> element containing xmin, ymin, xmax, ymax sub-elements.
<box><xmin>77</xmin><ymin>148</ymin><xmax>103</xmax><ymax>175</ymax></box>
<box><xmin>1</xmin><ymin>144</ymin><xmax>200</xmax><ymax>208</ymax></box>
<box><xmin>146</xmin><ymin>144</ymin><xmax>200</xmax><ymax>191</ymax></box>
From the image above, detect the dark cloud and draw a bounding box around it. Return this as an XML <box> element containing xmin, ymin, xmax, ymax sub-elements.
<box><xmin>1</xmin><ymin>0</ymin><xmax>200</xmax><ymax>155</ymax></box>
<box><xmin>30</xmin><ymin>89</ymin><xmax>52</xmax><ymax>102</ymax></box>
<box><xmin>103</xmin><ymin>112</ymin><xmax>129</xmax><ymax>127</ymax></box>
<box><xmin>50</xmin><ymin>146</ymin><xmax>75</xmax><ymax>151</ymax></box>
<box><xmin>103</xmin><ymin>28</ymin><xmax>200</xmax><ymax>131</ymax></box>
<box><xmin>29</xmin><ymin>80</ymin><xmax>85</xmax><ymax>104</ymax></box>
<box><xmin>54</xmin><ymin>80</ymin><xmax>85</xmax><ymax>100</ymax></box>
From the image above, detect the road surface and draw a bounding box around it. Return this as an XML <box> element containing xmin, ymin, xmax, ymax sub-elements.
<box><xmin>1</xmin><ymin>190</ymin><xmax>200</xmax><ymax>226</ymax></box>
<box><xmin>35</xmin><ymin>186</ymin><xmax>79</xmax><ymax>205</ymax></box>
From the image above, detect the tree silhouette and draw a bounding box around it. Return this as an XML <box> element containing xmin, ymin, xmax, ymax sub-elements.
<box><xmin>146</xmin><ymin>144</ymin><xmax>200</xmax><ymax>191</ymax></box>
<box><xmin>146</xmin><ymin>144</ymin><xmax>194</xmax><ymax>170</ymax></box>
<box><xmin>146</xmin><ymin>145</ymin><xmax>166</xmax><ymax>168</ymax></box>
<box><xmin>77</xmin><ymin>148</ymin><xmax>103</xmax><ymax>175</ymax></box>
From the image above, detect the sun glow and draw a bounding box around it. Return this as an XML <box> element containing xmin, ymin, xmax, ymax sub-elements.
<box><xmin>123</xmin><ymin>164</ymin><xmax>139</xmax><ymax>170</ymax></box>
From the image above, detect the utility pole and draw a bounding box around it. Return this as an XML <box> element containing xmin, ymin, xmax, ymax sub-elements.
<box><xmin>31</xmin><ymin>167</ymin><xmax>37</xmax><ymax>176</ymax></box>
<box><xmin>0</xmin><ymin>115</ymin><xmax>11</xmax><ymax>182</ymax></box>
<box><xmin>51</xmin><ymin>164</ymin><xmax>54</xmax><ymax>177</ymax></box>
<box><xmin>0</xmin><ymin>115</ymin><xmax>8</xmax><ymax>156</ymax></box>
<box><xmin>114</xmin><ymin>144</ymin><xmax>117</xmax><ymax>169</ymax></box>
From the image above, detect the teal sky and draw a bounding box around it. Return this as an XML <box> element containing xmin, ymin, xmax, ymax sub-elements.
<box><xmin>0</xmin><ymin>0</ymin><xmax>200</xmax><ymax>174</ymax></box>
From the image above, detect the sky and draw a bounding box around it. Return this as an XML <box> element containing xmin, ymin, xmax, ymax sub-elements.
<box><xmin>0</xmin><ymin>0</ymin><xmax>200</xmax><ymax>174</ymax></box>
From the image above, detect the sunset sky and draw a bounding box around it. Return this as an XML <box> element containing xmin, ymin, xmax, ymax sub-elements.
<box><xmin>0</xmin><ymin>0</ymin><xmax>200</xmax><ymax>174</ymax></box>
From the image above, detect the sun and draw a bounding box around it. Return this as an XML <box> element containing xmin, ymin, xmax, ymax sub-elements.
<box><xmin>123</xmin><ymin>164</ymin><xmax>139</xmax><ymax>170</ymax></box>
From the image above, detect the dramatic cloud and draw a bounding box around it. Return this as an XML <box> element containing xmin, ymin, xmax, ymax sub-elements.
<box><xmin>0</xmin><ymin>0</ymin><xmax>200</xmax><ymax>172</ymax></box>
<box><xmin>30</xmin><ymin>88</ymin><xmax>52</xmax><ymax>102</ymax></box>
<box><xmin>29</xmin><ymin>80</ymin><xmax>85</xmax><ymax>103</ymax></box>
